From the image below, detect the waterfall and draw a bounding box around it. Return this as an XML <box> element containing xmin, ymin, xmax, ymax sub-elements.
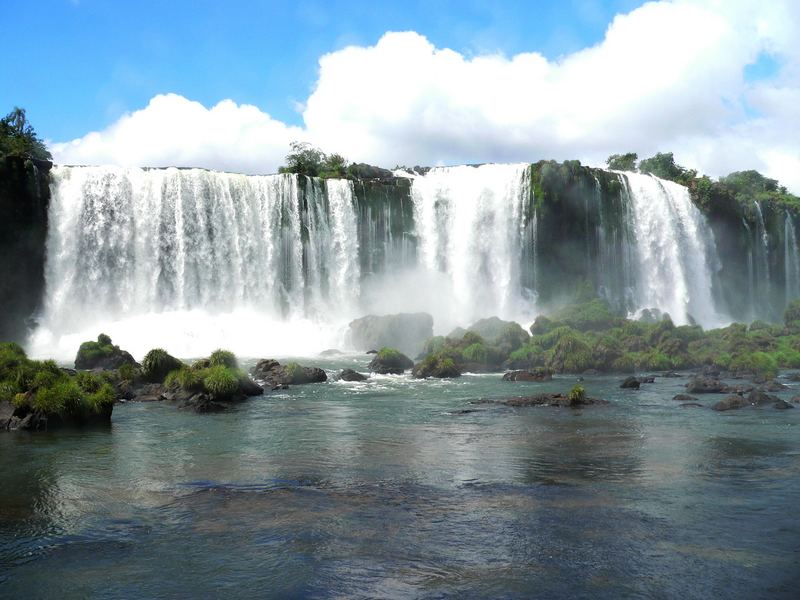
<box><xmin>33</xmin><ymin>166</ymin><xmax>361</xmax><ymax>358</ymax></box>
<box><xmin>620</xmin><ymin>172</ymin><xmax>721</xmax><ymax>326</ymax></box>
<box><xmin>407</xmin><ymin>164</ymin><xmax>534</xmax><ymax>327</ymax></box>
<box><xmin>785</xmin><ymin>211</ymin><xmax>800</xmax><ymax>304</ymax></box>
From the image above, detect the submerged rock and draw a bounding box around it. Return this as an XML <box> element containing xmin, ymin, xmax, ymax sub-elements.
<box><xmin>620</xmin><ymin>376</ymin><xmax>640</xmax><ymax>389</ymax></box>
<box><xmin>762</xmin><ymin>380</ymin><xmax>788</xmax><ymax>392</ymax></box>
<box><xmin>679</xmin><ymin>402</ymin><xmax>704</xmax><ymax>408</ymax></box>
<box><xmin>340</xmin><ymin>368</ymin><xmax>368</xmax><ymax>382</ymax></box>
<box><xmin>502</xmin><ymin>368</ymin><xmax>553</xmax><ymax>382</ymax></box>
<box><xmin>747</xmin><ymin>389</ymin><xmax>780</xmax><ymax>406</ymax></box>
<box><xmin>711</xmin><ymin>395</ymin><xmax>748</xmax><ymax>411</ymax></box>
<box><xmin>673</xmin><ymin>393</ymin><xmax>698</xmax><ymax>402</ymax></box>
<box><xmin>774</xmin><ymin>399</ymin><xmax>795</xmax><ymax>410</ymax></box>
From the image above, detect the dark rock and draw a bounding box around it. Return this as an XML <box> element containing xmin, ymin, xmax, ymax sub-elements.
<box><xmin>762</xmin><ymin>380</ymin><xmax>788</xmax><ymax>392</ymax></box>
<box><xmin>368</xmin><ymin>349</ymin><xmax>414</xmax><ymax>375</ymax></box>
<box><xmin>340</xmin><ymin>368</ymin><xmax>368</xmax><ymax>382</ymax></box>
<box><xmin>748</xmin><ymin>389</ymin><xmax>780</xmax><ymax>406</ymax></box>
<box><xmin>638</xmin><ymin>375</ymin><xmax>656</xmax><ymax>384</ymax></box>
<box><xmin>239</xmin><ymin>377</ymin><xmax>264</xmax><ymax>396</ymax></box>
<box><xmin>686</xmin><ymin>376</ymin><xmax>729</xmax><ymax>394</ymax></box>
<box><xmin>347</xmin><ymin>313</ymin><xmax>433</xmax><ymax>357</ymax></box>
<box><xmin>620</xmin><ymin>376</ymin><xmax>640</xmax><ymax>389</ymax></box>
<box><xmin>178</xmin><ymin>393</ymin><xmax>229</xmax><ymax>413</ymax></box>
<box><xmin>74</xmin><ymin>334</ymin><xmax>138</xmax><ymax>370</ymax></box>
<box><xmin>412</xmin><ymin>356</ymin><xmax>461</xmax><ymax>379</ymax></box>
<box><xmin>366</xmin><ymin>349</ymin><xmax>378</xmax><ymax>354</ymax></box>
<box><xmin>673</xmin><ymin>393</ymin><xmax>698</xmax><ymax>402</ymax></box>
<box><xmin>711</xmin><ymin>395</ymin><xmax>749</xmax><ymax>411</ymax></box>
<box><xmin>503</xmin><ymin>368</ymin><xmax>553</xmax><ymax>382</ymax></box>
<box><xmin>251</xmin><ymin>359</ymin><xmax>327</xmax><ymax>386</ymax></box>
<box><xmin>679</xmin><ymin>402</ymin><xmax>704</xmax><ymax>408</ymax></box>
<box><xmin>486</xmin><ymin>393</ymin><xmax>608</xmax><ymax>408</ymax></box>
<box><xmin>774</xmin><ymin>399</ymin><xmax>795</xmax><ymax>410</ymax></box>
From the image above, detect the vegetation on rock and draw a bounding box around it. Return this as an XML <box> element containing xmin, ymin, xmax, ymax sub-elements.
<box><xmin>74</xmin><ymin>334</ymin><xmax>137</xmax><ymax>370</ymax></box>
<box><xmin>0</xmin><ymin>107</ymin><xmax>51</xmax><ymax>161</ymax></box>
<box><xmin>142</xmin><ymin>348</ymin><xmax>183</xmax><ymax>383</ymax></box>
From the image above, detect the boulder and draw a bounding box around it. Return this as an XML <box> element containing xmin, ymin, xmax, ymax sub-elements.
<box><xmin>711</xmin><ymin>395</ymin><xmax>748</xmax><ymax>411</ymax></box>
<box><xmin>673</xmin><ymin>393</ymin><xmax>698</xmax><ymax>402</ymax></box>
<box><xmin>762</xmin><ymin>380</ymin><xmax>788</xmax><ymax>392</ymax></box>
<box><xmin>638</xmin><ymin>375</ymin><xmax>656</xmax><ymax>384</ymax></box>
<box><xmin>503</xmin><ymin>368</ymin><xmax>553</xmax><ymax>382</ymax></box>
<box><xmin>412</xmin><ymin>356</ymin><xmax>461</xmax><ymax>379</ymax></box>
<box><xmin>340</xmin><ymin>368</ymin><xmax>368</xmax><ymax>382</ymax></box>
<box><xmin>774</xmin><ymin>399</ymin><xmax>795</xmax><ymax>410</ymax></box>
<box><xmin>679</xmin><ymin>402</ymin><xmax>704</xmax><ymax>408</ymax></box>
<box><xmin>620</xmin><ymin>376</ymin><xmax>640</xmax><ymax>389</ymax></box>
<box><xmin>347</xmin><ymin>313</ymin><xmax>433</xmax><ymax>357</ymax></box>
<box><xmin>251</xmin><ymin>359</ymin><xmax>327</xmax><ymax>386</ymax></box>
<box><xmin>686</xmin><ymin>376</ymin><xmax>729</xmax><ymax>394</ymax></box>
<box><xmin>74</xmin><ymin>334</ymin><xmax>137</xmax><ymax>370</ymax></box>
<box><xmin>747</xmin><ymin>389</ymin><xmax>780</xmax><ymax>406</ymax></box>
<box><xmin>368</xmin><ymin>348</ymin><xmax>414</xmax><ymax>375</ymax></box>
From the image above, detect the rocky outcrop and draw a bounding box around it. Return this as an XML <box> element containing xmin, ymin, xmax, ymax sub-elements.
<box><xmin>74</xmin><ymin>334</ymin><xmax>137</xmax><ymax>370</ymax></box>
<box><xmin>412</xmin><ymin>356</ymin><xmax>461</xmax><ymax>379</ymax></box>
<box><xmin>347</xmin><ymin>313</ymin><xmax>433</xmax><ymax>357</ymax></box>
<box><xmin>1</xmin><ymin>399</ymin><xmax>113</xmax><ymax>430</ymax></box>
<box><xmin>620</xmin><ymin>376</ymin><xmax>640</xmax><ymax>389</ymax></box>
<box><xmin>368</xmin><ymin>348</ymin><xmax>414</xmax><ymax>375</ymax></box>
<box><xmin>711</xmin><ymin>395</ymin><xmax>748</xmax><ymax>411</ymax></box>
<box><xmin>686</xmin><ymin>376</ymin><xmax>729</xmax><ymax>394</ymax></box>
<box><xmin>340</xmin><ymin>368</ymin><xmax>368</xmax><ymax>382</ymax></box>
<box><xmin>475</xmin><ymin>393</ymin><xmax>608</xmax><ymax>408</ymax></box>
<box><xmin>502</xmin><ymin>368</ymin><xmax>553</xmax><ymax>382</ymax></box>
<box><xmin>251</xmin><ymin>359</ymin><xmax>327</xmax><ymax>386</ymax></box>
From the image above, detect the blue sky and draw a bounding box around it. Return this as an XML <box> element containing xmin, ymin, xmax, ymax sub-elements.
<box><xmin>3</xmin><ymin>1</ymin><xmax>798</xmax><ymax>193</ymax></box>
<box><xmin>4</xmin><ymin>0</ymin><xmax>642</xmax><ymax>141</ymax></box>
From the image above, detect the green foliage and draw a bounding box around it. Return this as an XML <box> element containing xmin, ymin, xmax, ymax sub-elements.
<box><xmin>201</xmin><ymin>365</ymin><xmax>239</xmax><ymax>398</ymax></box>
<box><xmin>461</xmin><ymin>342</ymin><xmax>488</xmax><ymax>363</ymax></box>
<box><xmin>142</xmin><ymin>348</ymin><xmax>183</xmax><ymax>383</ymax></box>
<box><xmin>165</xmin><ymin>367</ymin><xmax>203</xmax><ymax>393</ymax></box>
<box><xmin>284</xmin><ymin>362</ymin><xmax>302</xmax><ymax>379</ymax></box>
<box><xmin>785</xmin><ymin>299</ymin><xmax>800</xmax><ymax>331</ymax></box>
<box><xmin>278</xmin><ymin>141</ymin><xmax>351</xmax><ymax>178</ymax></box>
<box><xmin>606</xmin><ymin>152</ymin><xmax>638</xmax><ymax>171</ymax></box>
<box><xmin>551</xmin><ymin>298</ymin><xmax>617</xmax><ymax>331</ymax></box>
<box><xmin>209</xmin><ymin>349</ymin><xmax>238</xmax><ymax>369</ymax></box>
<box><xmin>730</xmin><ymin>351</ymin><xmax>778</xmax><ymax>379</ymax></box>
<box><xmin>118</xmin><ymin>362</ymin><xmax>137</xmax><ymax>382</ymax></box>
<box><xmin>377</xmin><ymin>347</ymin><xmax>404</xmax><ymax>363</ymax></box>
<box><xmin>568</xmin><ymin>384</ymin><xmax>586</xmax><ymax>404</ymax></box>
<box><xmin>0</xmin><ymin>107</ymin><xmax>52</xmax><ymax>161</ymax></box>
<box><xmin>638</xmin><ymin>152</ymin><xmax>697</xmax><ymax>185</ymax></box>
<box><xmin>75</xmin><ymin>334</ymin><xmax>126</xmax><ymax>368</ymax></box>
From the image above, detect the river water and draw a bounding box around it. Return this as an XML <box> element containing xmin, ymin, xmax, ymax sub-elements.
<box><xmin>1</xmin><ymin>357</ymin><xmax>798</xmax><ymax>598</ymax></box>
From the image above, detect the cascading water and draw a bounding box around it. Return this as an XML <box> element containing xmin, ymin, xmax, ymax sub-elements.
<box><xmin>620</xmin><ymin>172</ymin><xmax>722</xmax><ymax>326</ymax></box>
<box><xmin>33</xmin><ymin>163</ymin><xmax>748</xmax><ymax>359</ymax></box>
<box><xmin>784</xmin><ymin>211</ymin><xmax>800</xmax><ymax>304</ymax></box>
<box><xmin>31</xmin><ymin>166</ymin><xmax>361</xmax><ymax>358</ymax></box>
<box><xmin>407</xmin><ymin>164</ymin><xmax>535</xmax><ymax>328</ymax></box>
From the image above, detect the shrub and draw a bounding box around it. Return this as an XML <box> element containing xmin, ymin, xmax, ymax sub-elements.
<box><xmin>461</xmin><ymin>342</ymin><xmax>488</xmax><ymax>363</ymax></box>
<box><xmin>568</xmin><ymin>384</ymin><xmax>586</xmax><ymax>405</ymax></box>
<box><xmin>165</xmin><ymin>367</ymin><xmax>203</xmax><ymax>392</ymax></box>
<box><xmin>142</xmin><ymin>348</ymin><xmax>183</xmax><ymax>383</ymax></box>
<box><xmin>118</xmin><ymin>363</ymin><xmax>137</xmax><ymax>382</ymax></box>
<box><xmin>201</xmin><ymin>365</ymin><xmax>239</xmax><ymax>398</ymax></box>
<box><xmin>209</xmin><ymin>349</ymin><xmax>238</xmax><ymax>369</ymax></box>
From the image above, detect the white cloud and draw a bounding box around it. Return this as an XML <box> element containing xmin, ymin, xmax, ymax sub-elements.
<box><xmin>52</xmin><ymin>0</ymin><xmax>800</xmax><ymax>192</ymax></box>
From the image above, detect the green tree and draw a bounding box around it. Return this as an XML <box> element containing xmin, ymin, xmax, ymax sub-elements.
<box><xmin>0</xmin><ymin>107</ymin><xmax>52</xmax><ymax>161</ymax></box>
<box><xmin>638</xmin><ymin>152</ymin><xmax>696</xmax><ymax>185</ymax></box>
<box><xmin>278</xmin><ymin>142</ymin><xmax>350</xmax><ymax>178</ymax></box>
<box><xmin>606</xmin><ymin>152</ymin><xmax>637</xmax><ymax>171</ymax></box>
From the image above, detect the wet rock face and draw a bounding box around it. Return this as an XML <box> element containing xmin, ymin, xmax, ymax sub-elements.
<box><xmin>711</xmin><ymin>395</ymin><xmax>749</xmax><ymax>411</ymax></box>
<box><xmin>686</xmin><ymin>376</ymin><xmax>729</xmax><ymax>394</ymax></box>
<box><xmin>340</xmin><ymin>369</ymin><xmax>368</xmax><ymax>382</ymax></box>
<box><xmin>620</xmin><ymin>376</ymin><xmax>640</xmax><ymax>389</ymax></box>
<box><xmin>251</xmin><ymin>359</ymin><xmax>327</xmax><ymax>386</ymax></box>
<box><xmin>368</xmin><ymin>349</ymin><xmax>414</xmax><ymax>375</ymax></box>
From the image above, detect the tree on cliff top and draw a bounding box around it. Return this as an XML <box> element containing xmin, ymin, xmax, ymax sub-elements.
<box><xmin>638</xmin><ymin>152</ymin><xmax>696</xmax><ymax>185</ymax></box>
<box><xmin>606</xmin><ymin>152</ymin><xmax>637</xmax><ymax>171</ymax></box>
<box><xmin>0</xmin><ymin>107</ymin><xmax>52</xmax><ymax>161</ymax></box>
<box><xmin>278</xmin><ymin>141</ymin><xmax>349</xmax><ymax>178</ymax></box>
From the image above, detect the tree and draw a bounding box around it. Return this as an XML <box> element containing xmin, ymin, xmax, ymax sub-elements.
<box><xmin>0</xmin><ymin>107</ymin><xmax>52</xmax><ymax>161</ymax></box>
<box><xmin>278</xmin><ymin>142</ymin><xmax>350</xmax><ymax>178</ymax></box>
<box><xmin>606</xmin><ymin>152</ymin><xmax>637</xmax><ymax>171</ymax></box>
<box><xmin>638</xmin><ymin>152</ymin><xmax>696</xmax><ymax>185</ymax></box>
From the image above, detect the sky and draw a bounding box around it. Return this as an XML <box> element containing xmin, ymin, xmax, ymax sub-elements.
<box><xmin>2</xmin><ymin>0</ymin><xmax>799</xmax><ymax>191</ymax></box>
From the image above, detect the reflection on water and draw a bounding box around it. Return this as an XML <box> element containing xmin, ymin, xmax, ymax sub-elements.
<box><xmin>1</xmin><ymin>368</ymin><xmax>799</xmax><ymax>598</ymax></box>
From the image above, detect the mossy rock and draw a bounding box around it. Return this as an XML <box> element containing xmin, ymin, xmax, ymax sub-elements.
<box><xmin>368</xmin><ymin>347</ymin><xmax>414</xmax><ymax>375</ymax></box>
<box><xmin>142</xmin><ymin>348</ymin><xmax>183</xmax><ymax>383</ymax></box>
<box><xmin>74</xmin><ymin>334</ymin><xmax>137</xmax><ymax>370</ymax></box>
